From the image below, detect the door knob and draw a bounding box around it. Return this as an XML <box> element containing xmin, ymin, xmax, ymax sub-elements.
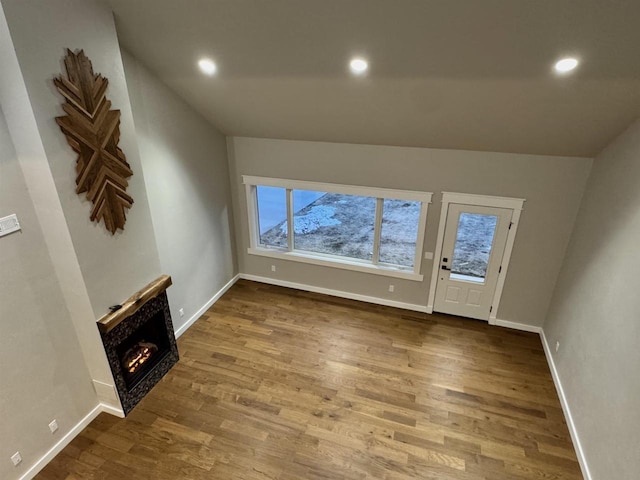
<box><xmin>441</xmin><ymin>265</ymin><xmax>451</xmax><ymax>271</ymax></box>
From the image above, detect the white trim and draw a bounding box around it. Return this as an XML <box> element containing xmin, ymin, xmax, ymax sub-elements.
<box><xmin>427</xmin><ymin>194</ymin><xmax>451</xmax><ymax>312</ymax></box>
<box><xmin>493</xmin><ymin>318</ymin><xmax>542</xmax><ymax>334</ymax></box>
<box><xmin>413</xmin><ymin>201</ymin><xmax>428</xmax><ymax>275</ymax></box>
<box><xmin>488</xmin><ymin>206</ymin><xmax>521</xmax><ymax>323</ymax></box>
<box><xmin>100</xmin><ymin>402</ymin><xmax>125</xmax><ymax>418</ymax></box>
<box><xmin>372</xmin><ymin>198</ymin><xmax>383</xmax><ymax>264</ymax></box>
<box><xmin>243</xmin><ymin>175</ymin><xmax>433</xmax><ymax>203</ymax></box>
<box><xmin>18</xmin><ymin>404</ymin><xmax>103</xmax><ymax>480</ymax></box>
<box><xmin>286</xmin><ymin>188</ymin><xmax>294</xmax><ymax>251</ymax></box>
<box><xmin>441</xmin><ymin>192</ymin><xmax>525</xmax><ymax>210</ymax></box>
<box><xmin>428</xmin><ymin>192</ymin><xmax>525</xmax><ymax>320</ymax></box>
<box><xmin>248</xmin><ymin>247</ymin><xmax>424</xmax><ymax>281</ymax></box>
<box><xmin>245</xmin><ymin>183</ymin><xmax>259</xmax><ymax>248</ymax></box>
<box><xmin>450</xmin><ymin>272</ymin><xmax>485</xmax><ymax>283</ymax></box>
<box><xmin>239</xmin><ymin>273</ymin><xmax>429</xmax><ymax>313</ymax></box>
<box><xmin>174</xmin><ymin>274</ymin><xmax>240</xmax><ymax>338</ymax></box>
<box><xmin>540</xmin><ymin>330</ymin><xmax>592</xmax><ymax>480</ymax></box>
<box><xmin>92</xmin><ymin>379</ymin><xmax>121</xmax><ymax>412</ymax></box>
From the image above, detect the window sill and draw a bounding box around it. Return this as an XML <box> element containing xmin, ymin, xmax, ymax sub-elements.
<box><xmin>248</xmin><ymin>247</ymin><xmax>424</xmax><ymax>281</ymax></box>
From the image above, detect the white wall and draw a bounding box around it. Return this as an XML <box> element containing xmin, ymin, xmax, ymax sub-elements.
<box><xmin>0</xmin><ymin>0</ymin><xmax>121</xmax><ymax>414</ymax></box>
<box><xmin>0</xmin><ymin>3</ymin><xmax>237</xmax><ymax>475</ymax></box>
<box><xmin>122</xmin><ymin>51</ymin><xmax>237</xmax><ymax>332</ymax></box>
<box><xmin>0</xmin><ymin>108</ymin><xmax>97</xmax><ymax>480</ymax></box>
<box><xmin>228</xmin><ymin>137</ymin><xmax>592</xmax><ymax>327</ymax></box>
<box><xmin>544</xmin><ymin>119</ymin><xmax>640</xmax><ymax>479</ymax></box>
<box><xmin>1</xmin><ymin>0</ymin><xmax>162</xmax><ymax>320</ymax></box>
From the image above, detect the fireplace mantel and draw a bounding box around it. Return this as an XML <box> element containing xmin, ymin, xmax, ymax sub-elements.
<box><xmin>97</xmin><ymin>274</ymin><xmax>172</xmax><ymax>333</ymax></box>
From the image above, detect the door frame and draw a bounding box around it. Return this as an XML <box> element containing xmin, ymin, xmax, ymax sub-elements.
<box><xmin>427</xmin><ymin>192</ymin><xmax>525</xmax><ymax>324</ymax></box>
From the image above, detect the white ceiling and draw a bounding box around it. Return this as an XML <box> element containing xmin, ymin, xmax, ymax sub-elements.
<box><xmin>108</xmin><ymin>0</ymin><xmax>640</xmax><ymax>157</ymax></box>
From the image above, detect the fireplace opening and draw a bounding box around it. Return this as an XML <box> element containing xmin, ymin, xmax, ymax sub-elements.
<box><xmin>115</xmin><ymin>310</ymin><xmax>171</xmax><ymax>390</ymax></box>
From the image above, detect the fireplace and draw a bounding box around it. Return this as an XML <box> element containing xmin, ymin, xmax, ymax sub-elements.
<box><xmin>97</xmin><ymin>275</ymin><xmax>179</xmax><ymax>415</ymax></box>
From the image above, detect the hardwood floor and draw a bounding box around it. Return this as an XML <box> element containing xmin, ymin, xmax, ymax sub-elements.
<box><xmin>37</xmin><ymin>280</ymin><xmax>582</xmax><ymax>479</ymax></box>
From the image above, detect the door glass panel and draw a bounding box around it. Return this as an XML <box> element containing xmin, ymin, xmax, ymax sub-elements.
<box><xmin>450</xmin><ymin>213</ymin><xmax>498</xmax><ymax>283</ymax></box>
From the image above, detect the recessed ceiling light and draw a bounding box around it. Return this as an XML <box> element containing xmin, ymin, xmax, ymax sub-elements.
<box><xmin>198</xmin><ymin>58</ymin><xmax>217</xmax><ymax>76</ymax></box>
<box><xmin>349</xmin><ymin>58</ymin><xmax>368</xmax><ymax>75</ymax></box>
<box><xmin>554</xmin><ymin>57</ymin><xmax>579</xmax><ymax>74</ymax></box>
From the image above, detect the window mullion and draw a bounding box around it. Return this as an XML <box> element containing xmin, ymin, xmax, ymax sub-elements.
<box><xmin>372</xmin><ymin>198</ymin><xmax>383</xmax><ymax>264</ymax></box>
<box><xmin>286</xmin><ymin>188</ymin><xmax>294</xmax><ymax>252</ymax></box>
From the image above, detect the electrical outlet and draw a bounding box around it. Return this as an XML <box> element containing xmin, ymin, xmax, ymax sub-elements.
<box><xmin>555</xmin><ymin>341</ymin><xmax>560</xmax><ymax>352</ymax></box>
<box><xmin>11</xmin><ymin>452</ymin><xmax>22</xmax><ymax>466</ymax></box>
<box><xmin>48</xmin><ymin>419</ymin><xmax>59</xmax><ymax>433</ymax></box>
<box><xmin>179</xmin><ymin>308</ymin><xmax>184</xmax><ymax>318</ymax></box>
<box><xmin>388</xmin><ymin>285</ymin><xmax>394</xmax><ymax>293</ymax></box>
<box><xmin>271</xmin><ymin>265</ymin><xmax>276</xmax><ymax>272</ymax></box>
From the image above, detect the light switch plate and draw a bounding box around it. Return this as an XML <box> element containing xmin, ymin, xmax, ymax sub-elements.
<box><xmin>49</xmin><ymin>419</ymin><xmax>59</xmax><ymax>433</ymax></box>
<box><xmin>0</xmin><ymin>214</ymin><xmax>21</xmax><ymax>237</ymax></box>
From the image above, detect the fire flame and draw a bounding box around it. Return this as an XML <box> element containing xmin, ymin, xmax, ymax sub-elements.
<box><xmin>122</xmin><ymin>341</ymin><xmax>158</xmax><ymax>374</ymax></box>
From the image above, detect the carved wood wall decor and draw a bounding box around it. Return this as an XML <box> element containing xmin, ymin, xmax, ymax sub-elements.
<box><xmin>54</xmin><ymin>49</ymin><xmax>133</xmax><ymax>234</ymax></box>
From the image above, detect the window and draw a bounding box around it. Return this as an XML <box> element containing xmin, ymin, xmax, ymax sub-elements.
<box><xmin>244</xmin><ymin>176</ymin><xmax>432</xmax><ymax>281</ymax></box>
<box><xmin>379</xmin><ymin>199</ymin><xmax>421</xmax><ymax>268</ymax></box>
<box><xmin>293</xmin><ymin>190</ymin><xmax>376</xmax><ymax>261</ymax></box>
<box><xmin>256</xmin><ymin>186</ymin><xmax>287</xmax><ymax>248</ymax></box>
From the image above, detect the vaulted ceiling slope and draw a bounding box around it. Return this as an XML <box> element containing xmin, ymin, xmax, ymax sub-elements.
<box><xmin>108</xmin><ymin>0</ymin><xmax>640</xmax><ymax>157</ymax></box>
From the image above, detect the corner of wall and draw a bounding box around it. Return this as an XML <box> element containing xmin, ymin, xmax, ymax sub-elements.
<box><xmin>0</xmin><ymin>0</ymin><xmax>117</xmax><ymax>397</ymax></box>
<box><xmin>226</xmin><ymin>136</ymin><xmax>244</xmax><ymax>274</ymax></box>
<box><xmin>538</xmin><ymin>329</ymin><xmax>592</xmax><ymax>480</ymax></box>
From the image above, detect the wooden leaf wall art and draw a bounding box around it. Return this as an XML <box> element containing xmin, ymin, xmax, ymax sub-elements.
<box><xmin>54</xmin><ymin>49</ymin><xmax>134</xmax><ymax>234</ymax></box>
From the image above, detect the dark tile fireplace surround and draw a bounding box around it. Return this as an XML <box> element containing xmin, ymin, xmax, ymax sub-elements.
<box><xmin>97</xmin><ymin>275</ymin><xmax>178</xmax><ymax>415</ymax></box>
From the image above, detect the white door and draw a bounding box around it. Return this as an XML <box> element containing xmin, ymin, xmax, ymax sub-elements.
<box><xmin>433</xmin><ymin>204</ymin><xmax>512</xmax><ymax>320</ymax></box>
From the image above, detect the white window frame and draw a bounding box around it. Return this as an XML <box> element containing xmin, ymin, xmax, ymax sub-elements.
<box><xmin>243</xmin><ymin>176</ymin><xmax>432</xmax><ymax>281</ymax></box>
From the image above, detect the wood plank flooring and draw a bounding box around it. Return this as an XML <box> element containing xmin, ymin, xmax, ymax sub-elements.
<box><xmin>37</xmin><ymin>280</ymin><xmax>582</xmax><ymax>479</ymax></box>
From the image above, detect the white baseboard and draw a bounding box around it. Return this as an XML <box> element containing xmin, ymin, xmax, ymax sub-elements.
<box><xmin>100</xmin><ymin>402</ymin><xmax>125</xmax><ymax>418</ymax></box>
<box><xmin>239</xmin><ymin>274</ymin><xmax>429</xmax><ymax>313</ymax></box>
<box><xmin>492</xmin><ymin>318</ymin><xmax>543</xmax><ymax>334</ymax></box>
<box><xmin>175</xmin><ymin>274</ymin><xmax>240</xmax><ymax>338</ymax></box>
<box><xmin>540</xmin><ymin>330</ymin><xmax>592</xmax><ymax>480</ymax></box>
<box><xmin>92</xmin><ymin>379</ymin><xmax>121</xmax><ymax>412</ymax></box>
<box><xmin>18</xmin><ymin>404</ymin><xmax>102</xmax><ymax>480</ymax></box>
